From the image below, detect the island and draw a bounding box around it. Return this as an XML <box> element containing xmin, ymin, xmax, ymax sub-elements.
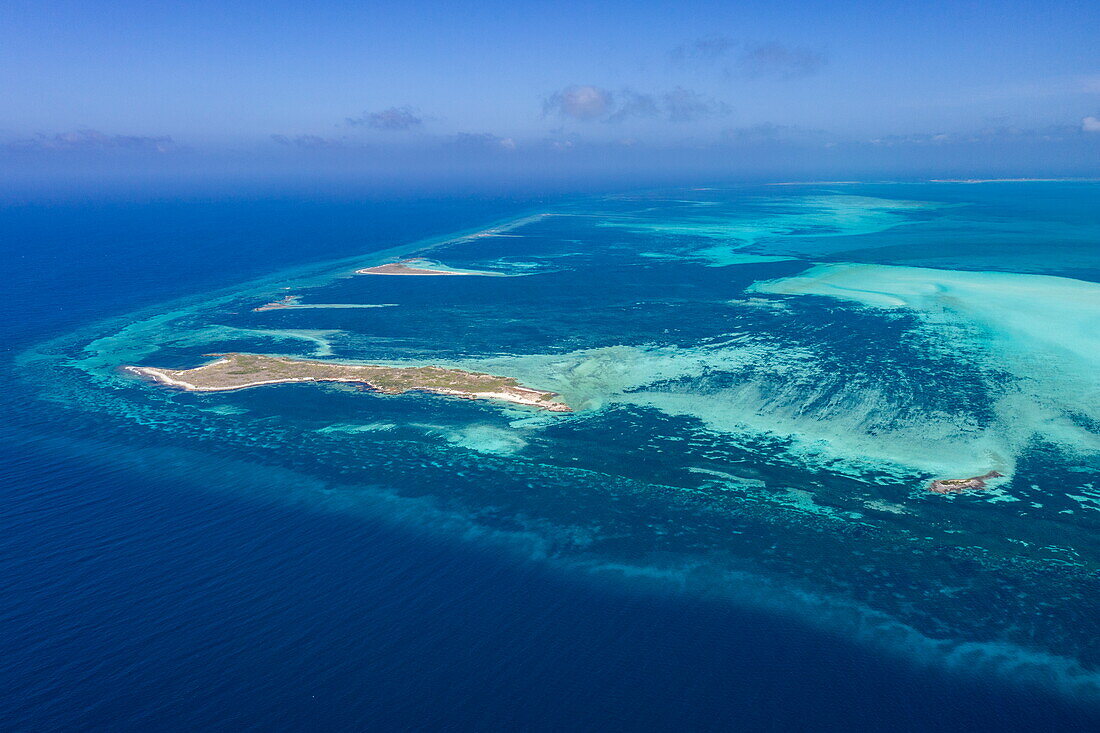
<box><xmin>125</xmin><ymin>353</ymin><xmax>572</xmax><ymax>412</ymax></box>
<box><xmin>927</xmin><ymin>471</ymin><xmax>1003</xmax><ymax>494</ymax></box>
<box><xmin>254</xmin><ymin>295</ymin><xmax>304</xmax><ymax>311</ymax></box>
<box><xmin>253</xmin><ymin>295</ymin><xmax>395</xmax><ymax>311</ymax></box>
<box><xmin>356</xmin><ymin>258</ymin><xmax>501</xmax><ymax>276</ymax></box>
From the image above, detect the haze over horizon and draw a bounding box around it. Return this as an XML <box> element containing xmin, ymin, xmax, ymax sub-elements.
<box><xmin>3</xmin><ymin>0</ymin><xmax>1099</xmax><ymax>189</ymax></box>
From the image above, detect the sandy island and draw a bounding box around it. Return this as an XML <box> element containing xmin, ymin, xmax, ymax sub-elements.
<box><xmin>254</xmin><ymin>295</ymin><xmax>396</xmax><ymax>311</ymax></box>
<box><xmin>125</xmin><ymin>353</ymin><xmax>571</xmax><ymax>412</ymax></box>
<box><xmin>355</xmin><ymin>258</ymin><xmax>499</xmax><ymax>276</ymax></box>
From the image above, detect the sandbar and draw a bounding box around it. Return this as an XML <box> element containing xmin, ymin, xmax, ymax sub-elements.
<box><xmin>254</xmin><ymin>295</ymin><xmax>396</xmax><ymax>311</ymax></box>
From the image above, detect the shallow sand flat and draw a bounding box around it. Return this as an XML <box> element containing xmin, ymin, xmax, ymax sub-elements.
<box><xmin>597</xmin><ymin>194</ymin><xmax>940</xmax><ymax>265</ymax></box>
<box><xmin>750</xmin><ymin>263</ymin><xmax>1100</xmax><ymax>365</ymax></box>
<box><xmin>446</xmin><ymin>261</ymin><xmax>1100</xmax><ymax>482</ymax></box>
<box><xmin>454</xmin><ymin>342</ymin><xmax>1010</xmax><ymax>480</ymax></box>
<box><xmin>749</xmin><ymin>263</ymin><xmax>1100</xmax><ymax>472</ymax></box>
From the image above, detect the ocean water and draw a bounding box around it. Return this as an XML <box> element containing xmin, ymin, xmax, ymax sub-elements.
<box><xmin>2</xmin><ymin>183</ymin><xmax>1099</xmax><ymax>730</ymax></box>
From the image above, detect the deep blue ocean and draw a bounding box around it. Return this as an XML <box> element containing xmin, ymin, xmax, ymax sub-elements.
<box><xmin>2</xmin><ymin>184</ymin><xmax>1098</xmax><ymax>731</ymax></box>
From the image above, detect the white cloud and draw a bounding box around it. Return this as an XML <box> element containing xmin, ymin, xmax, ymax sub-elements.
<box><xmin>544</xmin><ymin>85</ymin><xmax>727</xmax><ymax>123</ymax></box>
<box><xmin>663</xmin><ymin>87</ymin><xmax>730</xmax><ymax>122</ymax></box>
<box><xmin>6</xmin><ymin>129</ymin><xmax>176</xmax><ymax>152</ymax></box>
<box><xmin>543</xmin><ymin>85</ymin><xmax>613</xmax><ymax>121</ymax></box>
<box><xmin>671</xmin><ymin>36</ymin><xmax>827</xmax><ymax>79</ymax></box>
<box><xmin>347</xmin><ymin>106</ymin><xmax>424</xmax><ymax>131</ymax></box>
<box><xmin>1082</xmin><ymin>116</ymin><xmax>1100</xmax><ymax>133</ymax></box>
<box><xmin>446</xmin><ymin>132</ymin><xmax>517</xmax><ymax>151</ymax></box>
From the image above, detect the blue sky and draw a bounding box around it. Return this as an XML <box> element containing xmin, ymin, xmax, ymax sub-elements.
<box><xmin>3</xmin><ymin>0</ymin><xmax>1099</xmax><ymax>186</ymax></box>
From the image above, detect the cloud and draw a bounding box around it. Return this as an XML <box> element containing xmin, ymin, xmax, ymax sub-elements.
<box><xmin>537</xmin><ymin>131</ymin><xmax>581</xmax><ymax>151</ymax></box>
<box><xmin>347</xmin><ymin>106</ymin><xmax>424</xmax><ymax>131</ymax></box>
<box><xmin>738</xmin><ymin>42</ymin><xmax>827</xmax><ymax>78</ymax></box>
<box><xmin>6</xmin><ymin>129</ymin><xmax>175</xmax><ymax>152</ymax></box>
<box><xmin>542</xmin><ymin>85</ymin><xmax>614</xmax><ymax>121</ymax></box>
<box><xmin>866</xmin><ymin>124</ymin><xmax>1081</xmax><ymax>146</ymax></box>
<box><xmin>723</xmin><ymin>123</ymin><xmax>824</xmax><ymax>144</ymax></box>
<box><xmin>669</xmin><ymin>36</ymin><xmax>738</xmax><ymax>64</ymax></box>
<box><xmin>271</xmin><ymin>134</ymin><xmax>341</xmax><ymax>148</ymax></box>
<box><xmin>544</xmin><ymin>85</ymin><xmax>727</xmax><ymax>123</ymax></box>
<box><xmin>1083</xmin><ymin>116</ymin><xmax>1100</xmax><ymax>133</ymax></box>
<box><xmin>605</xmin><ymin>89</ymin><xmax>660</xmax><ymax>122</ymax></box>
<box><xmin>720</xmin><ymin>122</ymin><xmax>1086</xmax><ymax>148</ymax></box>
<box><xmin>446</xmin><ymin>132</ymin><xmax>516</xmax><ymax>151</ymax></box>
<box><xmin>662</xmin><ymin>87</ymin><xmax>730</xmax><ymax>122</ymax></box>
<box><xmin>671</xmin><ymin>36</ymin><xmax>827</xmax><ymax>79</ymax></box>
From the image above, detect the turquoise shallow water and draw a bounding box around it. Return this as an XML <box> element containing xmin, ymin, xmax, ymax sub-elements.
<box><xmin>6</xmin><ymin>183</ymin><xmax>1100</xmax><ymax>726</ymax></box>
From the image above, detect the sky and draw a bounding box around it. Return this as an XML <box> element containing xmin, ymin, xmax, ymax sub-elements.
<box><xmin>2</xmin><ymin>0</ymin><xmax>1099</xmax><ymax>190</ymax></box>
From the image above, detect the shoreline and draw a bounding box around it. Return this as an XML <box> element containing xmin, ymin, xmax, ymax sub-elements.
<box><xmin>356</xmin><ymin>261</ymin><xmax>471</xmax><ymax>276</ymax></box>
<box><xmin>124</xmin><ymin>358</ymin><xmax>572</xmax><ymax>412</ymax></box>
<box><xmin>356</xmin><ymin>258</ymin><xmax>507</xmax><ymax>277</ymax></box>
